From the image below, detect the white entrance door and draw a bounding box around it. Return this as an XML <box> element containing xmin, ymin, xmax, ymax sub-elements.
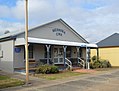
<box><xmin>54</xmin><ymin>47</ymin><xmax>64</xmax><ymax>64</ymax></box>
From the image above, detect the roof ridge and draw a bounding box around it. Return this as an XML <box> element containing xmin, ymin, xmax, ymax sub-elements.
<box><xmin>97</xmin><ymin>32</ymin><xmax>119</xmax><ymax>47</ymax></box>
<box><xmin>97</xmin><ymin>33</ymin><xmax>119</xmax><ymax>44</ymax></box>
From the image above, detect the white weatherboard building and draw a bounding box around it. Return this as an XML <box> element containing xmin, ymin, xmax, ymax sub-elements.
<box><xmin>0</xmin><ymin>19</ymin><xmax>97</xmax><ymax>73</ymax></box>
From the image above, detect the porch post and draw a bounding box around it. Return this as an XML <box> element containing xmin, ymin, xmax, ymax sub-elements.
<box><xmin>63</xmin><ymin>46</ymin><xmax>67</xmax><ymax>68</ymax></box>
<box><xmin>46</xmin><ymin>45</ymin><xmax>51</xmax><ymax>65</ymax></box>
<box><xmin>76</xmin><ymin>47</ymin><xmax>80</xmax><ymax>62</ymax></box>
<box><xmin>87</xmin><ymin>48</ymin><xmax>90</xmax><ymax>69</ymax></box>
<box><xmin>86</xmin><ymin>46</ymin><xmax>90</xmax><ymax>69</ymax></box>
<box><xmin>85</xmin><ymin>46</ymin><xmax>87</xmax><ymax>69</ymax></box>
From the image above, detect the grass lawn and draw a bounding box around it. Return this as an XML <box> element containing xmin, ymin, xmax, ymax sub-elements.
<box><xmin>34</xmin><ymin>71</ymin><xmax>86</xmax><ymax>80</ymax></box>
<box><xmin>0</xmin><ymin>75</ymin><xmax>24</xmax><ymax>89</ymax></box>
<box><xmin>33</xmin><ymin>67</ymin><xmax>119</xmax><ymax>80</ymax></box>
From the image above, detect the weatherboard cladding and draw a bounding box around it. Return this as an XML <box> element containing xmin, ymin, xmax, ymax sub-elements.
<box><xmin>17</xmin><ymin>19</ymin><xmax>86</xmax><ymax>43</ymax></box>
<box><xmin>0</xmin><ymin>19</ymin><xmax>88</xmax><ymax>43</ymax></box>
<box><xmin>97</xmin><ymin>33</ymin><xmax>119</xmax><ymax>47</ymax></box>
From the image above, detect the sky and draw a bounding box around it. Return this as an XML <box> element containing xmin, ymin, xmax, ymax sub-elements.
<box><xmin>0</xmin><ymin>0</ymin><xmax>119</xmax><ymax>43</ymax></box>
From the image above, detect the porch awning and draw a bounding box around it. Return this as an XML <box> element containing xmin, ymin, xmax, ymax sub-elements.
<box><xmin>15</xmin><ymin>37</ymin><xmax>97</xmax><ymax>48</ymax></box>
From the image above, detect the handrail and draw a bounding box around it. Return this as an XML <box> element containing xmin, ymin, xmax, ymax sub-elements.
<box><xmin>78</xmin><ymin>57</ymin><xmax>84</xmax><ymax>63</ymax></box>
<box><xmin>65</xmin><ymin>58</ymin><xmax>72</xmax><ymax>70</ymax></box>
<box><xmin>65</xmin><ymin>58</ymin><xmax>72</xmax><ymax>66</ymax></box>
<box><xmin>78</xmin><ymin>57</ymin><xmax>85</xmax><ymax>69</ymax></box>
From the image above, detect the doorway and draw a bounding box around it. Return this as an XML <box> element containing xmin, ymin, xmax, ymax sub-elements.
<box><xmin>53</xmin><ymin>46</ymin><xmax>64</xmax><ymax>64</ymax></box>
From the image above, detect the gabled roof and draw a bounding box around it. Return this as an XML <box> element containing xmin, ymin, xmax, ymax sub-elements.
<box><xmin>0</xmin><ymin>19</ymin><xmax>88</xmax><ymax>43</ymax></box>
<box><xmin>97</xmin><ymin>33</ymin><xmax>119</xmax><ymax>47</ymax></box>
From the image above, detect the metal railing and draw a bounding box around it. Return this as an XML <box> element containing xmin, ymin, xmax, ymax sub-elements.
<box><xmin>78</xmin><ymin>57</ymin><xmax>85</xmax><ymax>69</ymax></box>
<box><xmin>65</xmin><ymin>58</ymin><xmax>72</xmax><ymax>70</ymax></box>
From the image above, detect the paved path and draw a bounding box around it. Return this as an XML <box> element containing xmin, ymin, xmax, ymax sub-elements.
<box><xmin>2</xmin><ymin>69</ymin><xmax>119</xmax><ymax>91</ymax></box>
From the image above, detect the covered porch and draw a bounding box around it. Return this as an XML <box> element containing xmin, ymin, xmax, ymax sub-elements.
<box><xmin>14</xmin><ymin>37</ymin><xmax>97</xmax><ymax>71</ymax></box>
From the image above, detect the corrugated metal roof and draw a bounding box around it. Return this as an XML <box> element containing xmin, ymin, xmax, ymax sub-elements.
<box><xmin>0</xmin><ymin>30</ymin><xmax>24</xmax><ymax>39</ymax></box>
<box><xmin>97</xmin><ymin>33</ymin><xmax>119</xmax><ymax>47</ymax></box>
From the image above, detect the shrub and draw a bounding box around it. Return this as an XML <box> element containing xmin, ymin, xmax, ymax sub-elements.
<box><xmin>35</xmin><ymin>65</ymin><xmax>59</xmax><ymax>74</ymax></box>
<box><xmin>90</xmin><ymin>61</ymin><xmax>102</xmax><ymax>69</ymax></box>
<box><xmin>91</xmin><ymin>55</ymin><xmax>97</xmax><ymax>62</ymax></box>
<box><xmin>100</xmin><ymin>60</ymin><xmax>111</xmax><ymax>68</ymax></box>
<box><xmin>50</xmin><ymin>66</ymin><xmax>59</xmax><ymax>73</ymax></box>
<box><xmin>90</xmin><ymin>56</ymin><xmax>111</xmax><ymax>69</ymax></box>
<box><xmin>94</xmin><ymin>61</ymin><xmax>102</xmax><ymax>68</ymax></box>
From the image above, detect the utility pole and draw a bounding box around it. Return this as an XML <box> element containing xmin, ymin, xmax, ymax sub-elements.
<box><xmin>25</xmin><ymin>0</ymin><xmax>29</xmax><ymax>85</ymax></box>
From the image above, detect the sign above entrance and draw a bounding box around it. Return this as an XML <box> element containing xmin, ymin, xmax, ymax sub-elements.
<box><xmin>52</xmin><ymin>28</ymin><xmax>66</xmax><ymax>36</ymax></box>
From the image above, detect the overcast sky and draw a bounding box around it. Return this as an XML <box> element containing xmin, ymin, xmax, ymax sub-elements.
<box><xmin>0</xmin><ymin>0</ymin><xmax>119</xmax><ymax>43</ymax></box>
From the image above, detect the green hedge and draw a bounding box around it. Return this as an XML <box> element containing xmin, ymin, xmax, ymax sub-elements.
<box><xmin>35</xmin><ymin>65</ymin><xmax>59</xmax><ymax>74</ymax></box>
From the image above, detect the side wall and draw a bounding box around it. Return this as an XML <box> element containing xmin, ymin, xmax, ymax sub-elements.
<box><xmin>14</xmin><ymin>44</ymin><xmax>45</xmax><ymax>68</ymax></box>
<box><xmin>71</xmin><ymin>47</ymin><xmax>86</xmax><ymax>59</ymax></box>
<box><xmin>91</xmin><ymin>47</ymin><xmax>119</xmax><ymax>66</ymax></box>
<box><xmin>34</xmin><ymin>44</ymin><xmax>45</xmax><ymax>61</ymax></box>
<box><xmin>0</xmin><ymin>40</ymin><xmax>14</xmax><ymax>73</ymax></box>
<box><xmin>90</xmin><ymin>49</ymin><xmax>97</xmax><ymax>58</ymax></box>
<box><xmin>71</xmin><ymin>47</ymin><xmax>77</xmax><ymax>58</ymax></box>
<box><xmin>82</xmin><ymin>48</ymin><xmax>86</xmax><ymax>59</ymax></box>
<box><xmin>14</xmin><ymin>46</ymin><xmax>25</xmax><ymax>68</ymax></box>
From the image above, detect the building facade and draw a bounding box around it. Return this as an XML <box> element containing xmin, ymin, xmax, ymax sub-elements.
<box><xmin>91</xmin><ymin>33</ymin><xmax>119</xmax><ymax>67</ymax></box>
<box><xmin>0</xmin><ymin>19</ymin><xmax>97</xmax><ymax>73</ymax></box>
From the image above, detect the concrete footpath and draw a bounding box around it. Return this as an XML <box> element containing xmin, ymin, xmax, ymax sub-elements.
<box><xmin>1</xmin><ymin>69</ymin><xmax>119</xmax><ymax>91</ymax></box>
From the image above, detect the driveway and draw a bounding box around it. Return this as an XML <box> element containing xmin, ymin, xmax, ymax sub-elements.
<box><xmin>2</xmin><ymin>69</ymin><xmax>119</xmax><ymax>91</ymax></box>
